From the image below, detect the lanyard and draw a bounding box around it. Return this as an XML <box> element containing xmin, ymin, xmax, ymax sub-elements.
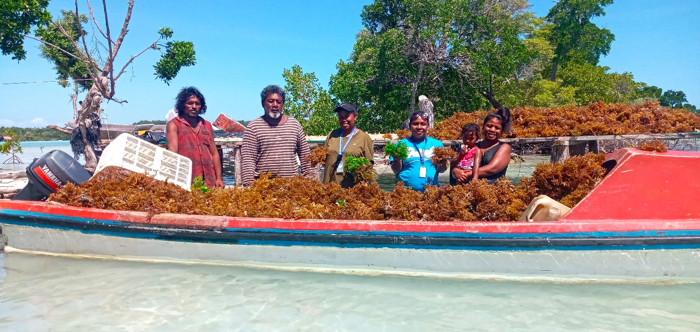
<box><xmin>338</xmin><ymin>127</ymin><xmax>357</xmax><ymax>157</ymax></box>
<box><xmin>411</xmin><ymin>138</ymin><xmax>427</xmax><ymax>164</ymax></box>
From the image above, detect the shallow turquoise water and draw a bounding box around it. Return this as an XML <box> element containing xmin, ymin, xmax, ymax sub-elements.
<box><xmin>1</xmin><ymin>252</ymin><xmax>699</xmax><ymax>331</ymax></box>
<box><xmin>0</xmin><ymin>141</ymin><xmax>78</xmax><ymax>172</ymax></box>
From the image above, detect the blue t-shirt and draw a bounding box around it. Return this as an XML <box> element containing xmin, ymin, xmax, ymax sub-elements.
<box><xmin>390</xmin><ymin>137</ymin><xmax>444</xmax><ymax>192</ymax></box>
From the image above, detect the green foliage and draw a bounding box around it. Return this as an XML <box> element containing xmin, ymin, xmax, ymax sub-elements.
<box><xmin>558</xmin><ymin>62</ymin><xmax>636</xmax><ymax>104</ymax></box>
<box><xmin>545</xmin><ymin>0</ymin><xmax>615</xmax><ymax>80</ymax></box>
<box><xmin>0</xmin><ymin>126</ymin><xmax>70</xmax><ymax>141</ymax></box>
<box><xmin>330</xmin><ymin>0</ymin><xmax>536</xmax><ymax>131</ymax></box>
<box><xmin>660</xmin><ymin>90</ymin><xmax>689</xmax><ymax>109</ymax></box>
<box><xmin>154</xmin><ymin>38</ymin><xmax>196</xmax><ymax>84</ymax></box>
<box><xmin>384</xmin><ymin>141</ymin><xmax>408</xmax><ymax>160</ymax></box>
<box><xmin>1</xmin><ymin>129</ymin><xmax>23</xmax><ymax>155</ymax></box>
<box><xmin>0</xmin><ymin>0</ymin><xmax>51</xmax><ymax>60</ymax></box>
<box><xmin>191</xmin><ymin>176</ymin><xmax>209</xmax><ymax>193</ymax></box>
<box><xmin>157</xmin><ymin>27</ymin><xmax>174</xmax><ymax>39</ymax></box>
<box><xmin>343</xmin><ymin>155</ymin><xmax>371</xmax><ymax>175</ymax></box>
<box><xmin>282</xmin><ymin>65</ymin><xmax>337</xmax><ymax>135</ymax></box>
<box><xmin>35</xmin><ymin>10</ymin><xmax>92</xmax><ymax>90</ymax></box>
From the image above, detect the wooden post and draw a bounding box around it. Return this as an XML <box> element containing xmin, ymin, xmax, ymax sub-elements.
<box><xmin>569</xmin><ymin>142</ymin><xmax>587</xmax><ymax>156</ymax></box>
<box><xmin>551</xmin><ymin>140</ymin><xmax>570</xmax><ymax>163</ymax></box>
<box><xmin>234</xmin><ymin>145</ymin><xmax>242</xmax><ymax>186</ymax></box>
<box><xmin>588</xmin><ymin>140</ymin><xmax>599</xmax><ymax>153</ymax></box>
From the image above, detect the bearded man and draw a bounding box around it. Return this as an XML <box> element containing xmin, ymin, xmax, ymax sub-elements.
<box><xmin>240</xmin><ymin>85</ymin><xmax>313</xmax><ymax>186</ymax></box>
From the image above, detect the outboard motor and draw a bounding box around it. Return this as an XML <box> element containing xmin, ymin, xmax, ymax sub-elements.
<box><xmin>13</xmin><ymin>150</ymin><xmax>91</xmax><ymax>201</ymax></box>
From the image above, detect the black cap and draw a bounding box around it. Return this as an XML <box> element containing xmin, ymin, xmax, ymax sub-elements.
<box><xmin>334</xmin><ymin>102</ymin><xmax>358</xmax><ymax>114</ymax></box>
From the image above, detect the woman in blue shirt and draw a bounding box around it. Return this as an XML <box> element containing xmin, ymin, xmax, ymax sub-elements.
<box><xmin>390</xmin><ymin>112</ymin><xmax>448</xmax><ymax>191</ymax></box>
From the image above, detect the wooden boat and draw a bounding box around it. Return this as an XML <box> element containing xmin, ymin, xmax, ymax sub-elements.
<box><xmin>1</xmin><ymin>148</ymin><xmax>699</xmax><ymax>281</ymax></box>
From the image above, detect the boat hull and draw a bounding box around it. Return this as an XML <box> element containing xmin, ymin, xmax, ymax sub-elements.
<box><xmin>3</xmin><ymin>148</ymin><xmax>700</xmax><ymax>281</ymax></box>
<box><xmin>2</xmin><ymin>205</ymin><xmax>700</xmax><ymax>281</ymax></box>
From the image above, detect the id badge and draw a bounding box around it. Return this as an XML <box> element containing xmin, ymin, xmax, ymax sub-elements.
<box><xmin>336</xmin><ymin>161</ymin><xmax>344</xmax><ymax>174</ymax></box>
<box><xmin>419</xmin><ymin>167</ymin><xmax>427</xmax><ymax>178</ymax></box>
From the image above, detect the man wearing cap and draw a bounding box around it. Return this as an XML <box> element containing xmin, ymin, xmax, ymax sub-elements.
<box><xmin>322</xmin><ymin>102</ymin><xmax>375</xmax><ymax>188</ymax></box>
<box><xmin>240</xmin><ymin>85</ymin><xmax>313</xmax><ymax>186</ymax></box>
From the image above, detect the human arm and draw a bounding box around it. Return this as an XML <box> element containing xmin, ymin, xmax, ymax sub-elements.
<box><xmin>471</xmin><ymin>148</ymin><xmax>482</xmax><ymax>182</ymax></box>
<box><xmin>450</xmin><ymin>145</ymin><xmax>470</xmax><ymax>168</ymax></box>
<box><xmin>208</xmin><ymin>123</ymin><xmax>224</xmax><ymax>188</ymax></box>
<box><xmin>363</xmin><ymin>132</ymin><xmax>375</xmax><ymax>163</ymax></box>
<box><xmin>475</xmin><ymin>143</ymin><xmax>511</xmax><ymax>178</ymax></box>
<box><xmin>296</xmin><ymin>123</ymin><xmax>313</xmax><ymax>179</ymax></box>
<box><xmin>390</xmin><ymin>158</ymin><xmax>402</xmax><ymax>174</ymax></box>
<box><xmin>240</xmin><ymin>126</ymin><xmax>258</xmax><ymax>187</ymax></box>
<box><xmin>166</xmin><ymin>121</ymin><xmax>178</xmax><ymax>153</ymax></box>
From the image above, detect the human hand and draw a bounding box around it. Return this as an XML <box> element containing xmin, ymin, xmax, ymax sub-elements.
<box><xmin>215</xmin><ymin>179</ymin><xmax>225</xmax><ymax>189</ymax></box>
<box><xmin>453</xmin><ymin>168</ymin><xmax>467</xmax><ymax>183</ymax></box>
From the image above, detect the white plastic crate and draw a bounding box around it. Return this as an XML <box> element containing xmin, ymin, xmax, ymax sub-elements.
<box><xmin>95</xmin><ymin>133</ymin><xmax>192</xmax><ymax>190</ymax></box>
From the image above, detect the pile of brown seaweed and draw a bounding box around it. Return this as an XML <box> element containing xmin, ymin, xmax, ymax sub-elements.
<box><xmin>430</xmin><ymin>101</ymin><xmax>700</xmax><ymax>140</ymax></box>
<box><xmin>636</xmin><ymin>140</ymin><xmax>668</xmax><ymax>153</ymax></box>
<box><xmin>305</xmin><ymin>146</ymin><xmax>329</xmax><ymax>167</ymax></box>
<box><xmin>50</xmin><ymin>154</ymin><xmax>606</xmax><ymax>221</ymax></box>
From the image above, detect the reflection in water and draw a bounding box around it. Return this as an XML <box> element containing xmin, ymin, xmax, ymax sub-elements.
<box><xmin>1</xmin><ymin>252</ymin><xmax>699</xmax><ymax>330</ymax></box>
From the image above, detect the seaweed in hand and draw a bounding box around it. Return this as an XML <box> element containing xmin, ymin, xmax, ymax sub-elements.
<box><xmin>384</xmin><ymin>142</ymin><xmax>409</xmax><ymax>160</ymax></box>
<box><xmin>431</xmin><ymin>147</ymin><xmax>457</xmax><ymax>165</ymax></box>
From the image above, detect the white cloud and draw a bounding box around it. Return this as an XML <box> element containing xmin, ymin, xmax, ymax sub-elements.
<box><xmin>29</xmin><ymin>117</ymin><xmax>47</xmax><ymax>126</ymax></box>
<box><xmin>0</xmin><ymin>119</ymin><xmax>15</xmax><ymax>126</ymax></box>
<box><xmin>0</xmin><ymin>117</ymin><xmax>51</xmax><ymax>128</ymax></box>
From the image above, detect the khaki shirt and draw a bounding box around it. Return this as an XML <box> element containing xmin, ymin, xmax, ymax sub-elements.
<box><xmin>322</xmin><ymin>128</ymin><xmax>374</xmax><ymax>188</ymax></box>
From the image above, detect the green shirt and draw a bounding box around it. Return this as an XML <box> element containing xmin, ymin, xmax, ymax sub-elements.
<box><xmin>322</xmin><ymin>128</ymin><xmax>374</xmax><ymax>188</ymax></box>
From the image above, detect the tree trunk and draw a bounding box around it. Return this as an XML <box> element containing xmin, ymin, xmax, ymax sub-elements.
<box><xmin>550</xmin><ymin>60</ymin><xmax>558</xmax><ymax>82</ymax></box>
<box><xmin>480</xmin><ymin>90</ymin><xmax>502</xmax><ymax>110</ymax></box>
<box><xmin>74</xmin><ymin>77</ymin><xmax>107</xmax><ymax>173</ymax></box>
<box><xmin>409</xmin><ymin>62</ymin><xmax>425</xmax><ymax>115</ymax></box>
<box><xmin>78</xmin><ymin>122</ymin><xmax>98</xmax><ymax>173</ymax></box>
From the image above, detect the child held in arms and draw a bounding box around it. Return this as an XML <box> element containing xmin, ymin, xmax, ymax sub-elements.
<box><xmin>167</xmin><ymin>87</ymin><xmax>224</xmax><ymax>188</ymax></box>
<box><xmin>451</xmin><ymin>123</ymin><xmax>482</xmax><ymax>183</ymax></box>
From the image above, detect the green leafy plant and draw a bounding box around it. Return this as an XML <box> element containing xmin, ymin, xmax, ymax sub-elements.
<box><xmin>1</xmin><ymin>129</ymin><xmax>23</xmax><ymax>164</ymax></box>
<box><xmin>344</xmin><ymin>155</ymin><xmax>371</xmax><ymax>174</ymax></box>
<box><xmin>344</xmin><ymin>156</ymin><xmax>376</xmax><ymax>184</ymax></box>
<box><xmin>384</xmin><ymin>141</ymin><xmax>409</xmax><ymax>160</ymax></box>
<box><xmin>191</xmin><ymin>175</ymin><xmax>209</xmax><ymax>193</ymax></box>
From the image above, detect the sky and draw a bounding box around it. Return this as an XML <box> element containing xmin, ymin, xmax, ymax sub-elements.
<box><xmin>0</xmin><ymin>0</ymin><xmax>698</xmax><ymax>128</ymax></box>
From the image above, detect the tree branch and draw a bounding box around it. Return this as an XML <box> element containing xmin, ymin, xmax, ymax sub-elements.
<box><xmin>74</xmin><ymin>1</ymin><xmax>95</xmax><ymax>67</ymax></box>
<box><xmin>26</xmin><ymin>35</ymin><xmax>83</xmax><ymax>63</ymax></box>
<box><xmin>46</xmin><ymin>125</ymin><xmax>74</xmax><ymax>135</ymax></box>
<box><xmin>86</xmin><ymin>0</ymin><xmax>110</xmax><ymax>41</ymax></box>
<box><xmin>113</xmin><ymin>41</ymin><xmax>157</xmax><ymax>81</ymax></box>
<box><xmin>105</xmin><ymin>97</ymin><xmax>128</xmax><ymax>104</ymax></box>
<box><xmin>110</xmin><ymin>0</ymin><xmax>134</xmax><ymax>64</ymax></box>
<box><xmin>102</xmin><ymin>0</ymin><xmax>116</xmax><ymax>96</ymax></box>
<box><xmin>53</xmin><ymin>21</ymin><xmax>100</xmax><ymax>74</ymax></box>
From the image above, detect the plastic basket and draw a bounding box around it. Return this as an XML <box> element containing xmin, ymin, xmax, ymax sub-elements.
<box><xmin>95</xmin><ymin>133</ymin><xmax>192</xmax><ymax>190</ymax></box>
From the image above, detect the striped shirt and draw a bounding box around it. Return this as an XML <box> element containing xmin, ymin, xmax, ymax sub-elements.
<box><xmin>241</xmin><ymin>116</ymin><xmax>312</xmax><ymax>186</ymax></box>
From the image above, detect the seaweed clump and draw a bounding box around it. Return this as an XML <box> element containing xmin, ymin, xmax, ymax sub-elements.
<box><xmin>523</xmin><ymin>153</ymin><xmax>606</xmax><ymax>207</ymax></box>
<box><xmin>305</xmin><ymin>146</ymin><xmax>329</xmax><ymax>167</ymax></box>
<box><xmin>395</xmin><ymin>129</ymin><xmax>411</xmax><ymax>139</ymax></box>
<box><xmin>636</xmin><ymin>140</ymin><xmax>667</xmax><ymax>152</ymax></box>
<box><xmin>344</xmin><ymin>156</ymin><xmax>377</xmax><ymax>185</ymax></box>
<box><xmin>430</xmin><ymin>102</ymin><xmax>700</xmax><ymax>140</ymax></box>
<box><xmin>50</xmin><ymin>154</ymin><xmax>606</xmax><ymax>221</ymax></box>
<box><xmin>384</xmin><ymin>141</ymin><xmax>409</xmax><ymax>160</ymax></box>
<box><xmin>431</xmin><ymin>147</ymin><xmax>457</xmax><ymax>165</ymax></box>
